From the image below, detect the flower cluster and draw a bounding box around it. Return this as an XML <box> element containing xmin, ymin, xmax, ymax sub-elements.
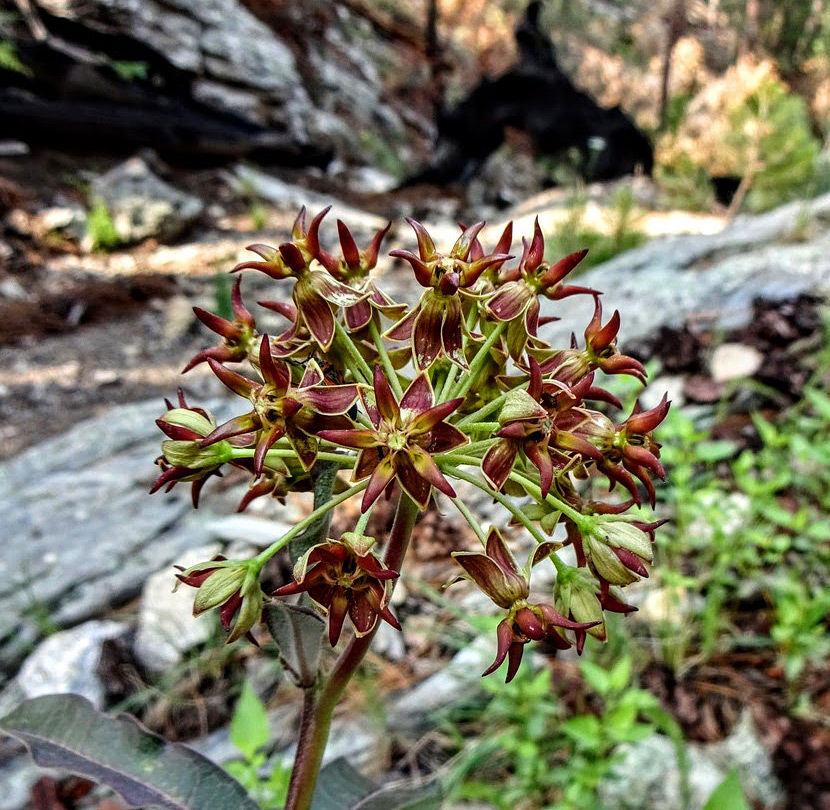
<box><xmin>155</xmin><ymin>207</ymin><xmax>669</xmax><ymax>683</ymax></box>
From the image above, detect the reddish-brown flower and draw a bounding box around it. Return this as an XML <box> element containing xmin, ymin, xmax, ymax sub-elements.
<box><xmin>319</xmin><ymin>366</ymin><xmax>467</xmax><ymax>511</ymax></box>
<box><xmin>486</xmin><ymin>219</ymin><xmax>597</xmax><ymax>359</ymax></box>
<box><xmin>272</xmin><ymin>533</ymin><xmax>400</xmax><ymax>646</ymax></box>
<box><xmin>183</xmin><ymin>278</ymin><xmax>257</xmax><ymax>372</ymax></box>
<box><xmin>450</xmin><ymin>528</ymin><xmax>597</xmax><ymax>681</ymax></box>
<box><xmin>481</xmin><ymin>360</ymin><xmax>605</xmax><ymax>496</ymax></box>
<box><xmin>232</xmin><ymin>207</ymin><xmax>365</xmax><ymax>349</ymax></box>
<box><xmin>200</xmin><ymin>335</ymin><xmax>359</xmax><ymax>474</ymax></box>
<box><xmin>592</xmin><ymin>395</ymin><xmax>670</xmax><ymax>506</ymax></box>
<box><xmin>539</xmin><ymin>298</ymin><xmax>646</xmax><ymax>385</ymax></box>
<box><xmin>316</xmin><ymin>220</ymin><xmax>405</xmax><ymax>332</ymax></box>
<box><xmin>151</xmin><ymin>391</ymin><xmax>234</xmax><ymax>507</ymax></box>
<box><xmin>176</xmin><ymin>556</ymin><xmax>263</xmax><ymax>643</ymax></box>
<box><xmin>387</xmin><ymin>219</ymin><xmax>510</xmax><ymax>368</ymax></box>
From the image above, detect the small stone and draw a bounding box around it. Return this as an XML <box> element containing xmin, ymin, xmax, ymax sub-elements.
<box><xmin>133</xmin><ymin>544</ymin><xmax>222</xmax><ymax>674</ymax></box>
<box><xmin>0</xmin><ymin>277</ymin><xmax>28</xmax><ymax>301</ymax></box>
<box><xmin>16</xmin><ymin>620</ymin><xmax>127</xmax><ymax>709</ymax></box>
<box><xmin>90</xmin><ymin>156</ymin><xmax>204</xmax><ymax>245</ymax></box>
<box><xmin>91</xmin><ymin>369</ymin><xmax>120</xmax><ymax>387</ymax></box>
<box><xmin>709</xmin><ymin>343</ymin><xmax>764</xmax><ymax>382</ymax></box>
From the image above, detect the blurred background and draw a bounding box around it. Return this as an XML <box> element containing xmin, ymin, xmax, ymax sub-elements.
<box><xmin>0</xmin><ymin>1</ymin><xmax>829</xmax><ymax>808</ymax></box>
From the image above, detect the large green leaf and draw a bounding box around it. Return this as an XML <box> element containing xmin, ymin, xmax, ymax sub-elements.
<box><xmin>0</xmin><ymin>694</ymin><xmax>258</xmax><ymax>810</ymax></box>
<box><xmin>312</xmin><ymin>758</ymin><xmax>443</xmax><ymax>810</ymax></box>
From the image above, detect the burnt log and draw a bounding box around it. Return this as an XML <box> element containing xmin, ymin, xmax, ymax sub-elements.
<box><xmin>403</xmin><ymin>0</ymin><xmax>653</xmax><ymax>187</ymax></box>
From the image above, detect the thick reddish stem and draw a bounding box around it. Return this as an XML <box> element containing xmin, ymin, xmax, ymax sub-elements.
<box><xmin>283</xmin><ymin>494</ymin><xmax>419</xmax><ymax>810</ymax></box>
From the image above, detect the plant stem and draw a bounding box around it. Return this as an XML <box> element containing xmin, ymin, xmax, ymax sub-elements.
<box><xmin>450</xmin><ymin>497</ymin><xmax>488</xmax><ymax>545</ymax></box>
<box><xmin>334</xmin><ymin>319</ymin><xmax>373</xmax><ymax>384</ymax></box>
<box><xmin>252</xmin><ymin>480</ymin><xmax>368</xmax><ymax>568</ymax></box>
<box><xmin>450</xmin><ymin>321</ymin><xmax>506</xmax><ymax>400</ymax></box>
<box><xmin>455</xmin><ymin>381</ymin><xmax>527</xmax><ymax>427</ymax></box>
<box><xmin>441</xmin><ymin>463</ymin><xmax>551</xmax><ymax>547</ymax></box>
<box><xmin>283</xmin><ymin>494</ymin><xmax>419</xmax><ymax>810</ymax></box>
<box><xmin>369</xmin><ymin>320</ymin><xmax>403</xmax><ymax>399</ymax></box>
<box><xmin>231</xmin><ymin>448</ymin><xmax>355</xmax><ymax>466</ymax></box>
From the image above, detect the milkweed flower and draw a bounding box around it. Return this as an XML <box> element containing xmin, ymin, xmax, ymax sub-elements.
<box><xmin>201</xmin><ymin>335</ymin><xmax>359</xmax><ymax>474</ymax></box>
<box><xmin>318</xmin><ymin>366</ymin><xmax>467</xmax><ymax>510</ymax></box>
<box><xmin>272</xmin><ymin>533</ymin><xmax>400</xmax><ymax>646</ymax></box>
<box><xmin>232</xmin><ymin>207</ymin><xmax>365</xmax><ymax>349</ymax></box>
<box><xmin>449</xmin><ymin>528</ymin><xmax>598</xmax><ymax>681</ymax></box>
<box><xmin>387</xmin><ymin>219</ymin><xmax>510</xmax><ymax>368</ymax></box>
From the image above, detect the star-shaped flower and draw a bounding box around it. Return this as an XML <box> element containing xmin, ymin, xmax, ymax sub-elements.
<box><xmin>319</xmin><ymin>366</ymin><xmax>468</xmax><ymax>510</ymax></box>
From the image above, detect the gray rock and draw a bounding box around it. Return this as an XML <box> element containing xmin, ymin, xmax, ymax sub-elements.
<box><xmin>599</xmin><ymin>733</ymin><xmax>724</xmax><ymax>810</ymax></box>
<box><xmin>133</xmin><ymin>544</ymin><xmax>222</xmax><ymax>674</ymax></box>
<box><xmin>540</xmin><ymin>192</ymin><xmax>830</xmax><ymax>347</ymax></box>
<box><xmin>35</xmin><ymin>0</ymin><xmax>310</xmax><ymax>141</ymax></box>
<box><xmin>89</xmin><ymin>157</ymin><xmax>204</xmax><ymax>245</ymax></box>
<box><xmin>0</xmin><ymin>757</ymin><xmax>58</xmax><ymax>810</ymax></box>
<box><xmin>0</xmin><ymin>398</ymin><xmax>235</xmax><ymax>668</ymax></box>
<box><xmin>599</xmin><ymin>711</ymin><xmax>784</xmax><ymax>810</ymax></box>
<box><xmin>15</xmin><ymin>620</ymin><xmax>126</xmax><ymax>708</ymax></box>
<box><xmin>700</xmin><ymin>710</ymin><xmax>785</xmax><ymax>809</ymax></box>
<box><xmin>231</xmin><ymin>166</ymin><xmax>387</xmax><ymax>236</ymax></box>
<box><xmin>388</xmin><ymin>636</ymin><xmax>495</xmax><ymax>732</ymax></box>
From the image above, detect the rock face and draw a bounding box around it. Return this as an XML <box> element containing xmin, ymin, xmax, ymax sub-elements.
<box><xmin>133</xmin><ymin>544</ymin><xmax>222</xmax><ymax>674</ymax></box>
<box><xmin>541</xmin><ymin>192</ymin><xmax>830</xmax><ymax>346</ymax></box>
<box><xmin>598</xmin><ymin>711</ymin><xmax>784</xmax><ymax>810</ymax></box>
<box><xmin>30</xmin><ymin>0</ymin><xmax>422</xmax><ymax>167</ymax></box>
<box><xmin>14</xmin><ymin>621</ymin><xmax>126</xmax><ymax>709</ymax></box>
<box><xmin>35</xmin><ymin>0</ymin><xmax>311</xmax><ymax>144</ymax></box>
<box><xmin>0</xmin><ymin>399</ymin><xmax>231</xmax><ymax>669</ymax></box>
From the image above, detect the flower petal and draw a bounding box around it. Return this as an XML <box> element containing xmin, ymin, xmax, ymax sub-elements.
<box><xmin>317</xmin><ymin>429</ymin><xmax>379</xmax><ymax>449</ymax></box>
<box><xmin>485</xmin><ymin>528</ymin><xmax>523</xmax><ymax>580</ymax></box>
<box><xmin>296</xmin><ymin>383</ymin><xmax>359</xmax><ymax>415</ymax></box>
<box><xmin>411</xmin><ymin>399</ymin><xmax>462</xmax><ymax>435</ymax></box>
<box><xmin>452</xmin><ymin>553</ymin><xmax>514</xmax><ymax>606</ymax></box>
<box><xmin>207</xmin><ymin>359</ymin><xmax>256</xmax><ymax>399</ymax></box>
<box><xmin>373</xmin><ymin>364</ymin><xmax>400</xmax><ymax>424</ymax></box>
<box><xmin>412</xmin><ymin>294</ymin><xmax>445</xmax><ymax>369</ymax></box>
<box><xmin>393</xmin><ymin>452</ymin><xmax>432</xmax><ymax>510</ymax></box>
<box><xmin>426</xmin><ymin>421</ymin><xmax>469</xmax><ymax>453</ymax></box>
<box><xmin>310</xmin><ymin>269</ymin><xmax>365</xmax><ymax>307</ymax></box>
<box><xmin>295</xmin><ymin>281</ymin><xmax>335</xmax><ymax>349</ymax></box>
<box><xmin>442</xmin><ymin>295</ymin><xmax>466</xmax><ymax>367</ymax></box>
<box><xmin>482</xmin><ymin>439</ymin><xmax>518</xmax><ymax>491</ymax></box>
<box><xmin>482</xmin><ymin>619</ymin><xmax>513</xmax><ymax>676</ymax></box>
<box><xmin>385</xmin><ymin>304</ymin><xmax>419</xmax><ymax>341</ymax></box>
<box><xmin>487</xmin><ymin>281</ymin><xmax>535</xmax><ymax>322</ymax></box>
<box><xmin>399</xmin><ymin>372</ymin><xmax>434</xmax><ymax>413</ymax></box>
<box><xmin>362</xmin><ymin>456</ymin><xmax>396</xmax><ymax>511</ymax></box>
<box><xmin>409</xmin><ymin>445</ymin><xmax>455</xmax><ymax>498</ymax></box>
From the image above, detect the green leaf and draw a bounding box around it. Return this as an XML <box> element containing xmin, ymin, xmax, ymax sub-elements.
<box><xmin>230</xmin><ymin>682</ymin><xmax>270</xmax><ymax>761</ymax></box>
<box><xmin>701</xmin><ymin>770</ymin><xmax>750</xmax><ymax>810</ymax></box>
<box><xmin>0</xmin><ymin>694</ymin><xmax>258</xmax><ymax>810</ymax></box>
<box><xmin>607</xmin><ymin>656</ymin><xmax>632</xmax><ymax>692</ymax></box>
<box><xmin>561</xmin><ymin>715</ymin><xmax>602</xmax><ymax>748</ymax></box>
<box><xmin>695</xmin><ymin>440</ymin><xmax>739</xmax><ymax>463</ymax></box>
<box><xmin>263</xmin><ymin>601</ymin><xmax>326</xmax><ymax>688</ymax></box>
<box><xmin>311</xmin><ymin>758</ymin><xmax>442</xmax><ymax>810</ymax></box>
<box><xmin>579</xmin><ymin>660</ymin><xmax>610</xmax><ymax>695</ymax></box>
